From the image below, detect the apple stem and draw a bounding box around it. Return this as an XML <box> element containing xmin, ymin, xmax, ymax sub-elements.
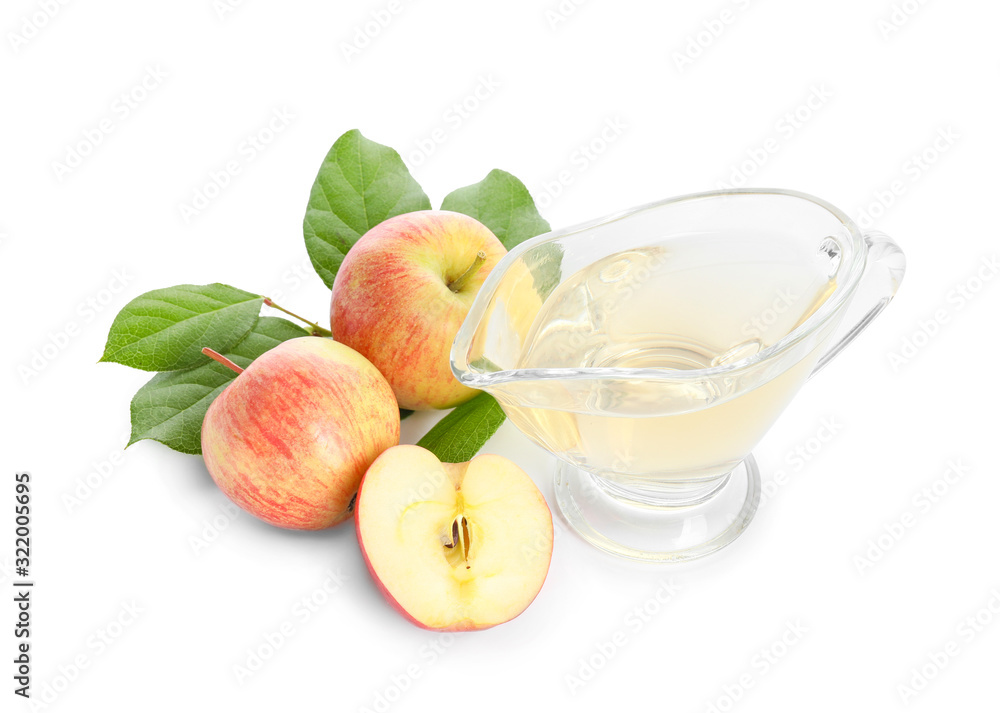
<box><xmin>262</xmin><ymin>297</ymin><xmax>333</xmax><ymax>338</ymax></box>
<box><xmin>202</xmin><ymin>347</ymin><xmax>244</xmax><ymax>374</ymax></box>
<box><xmin>448</xmin><ymin>251</ymin><xmax>487</xmax><ymax>293</ymax></box>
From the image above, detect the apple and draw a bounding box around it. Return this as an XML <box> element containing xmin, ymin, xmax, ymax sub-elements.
<box><xmin>330</xmin><ymin>210</ymin><xmax>507</xmax><ymax>411</ymax></box>
<box><xmin>201</xmin><ymin>337</ymin><xmax>400</xmax><ymax>530</ymax></box>
<box><xmin>355</xmin><ymin>445</ymin><xmax>553</xmax><ymax>631</ymax></box>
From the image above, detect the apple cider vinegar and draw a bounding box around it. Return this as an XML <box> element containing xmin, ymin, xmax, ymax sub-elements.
<box><xmin>501</xmin><ymin>235</ymin><xmax>839</xmax><ymax>487</ymax></box>
<box><xmin>452</xmin><ymin>189</ymin><xmax>905</xmax><ymax>560</ymax></box>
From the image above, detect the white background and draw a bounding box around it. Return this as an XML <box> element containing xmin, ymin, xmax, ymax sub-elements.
<box><xmin>3</xmin><ymin>0</ymin><xmax>999</xmax><ymax>711</ymax></box>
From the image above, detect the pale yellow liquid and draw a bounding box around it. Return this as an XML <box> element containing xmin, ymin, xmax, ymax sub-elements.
<box><xmin>497</xmin><ymin>239</ymin><xmax>837</xmax><ymax>487</ymax></box>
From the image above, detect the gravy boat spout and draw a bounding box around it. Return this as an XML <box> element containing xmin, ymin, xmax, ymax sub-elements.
<box><xmin>451</xmin><ymin>188</ymin><xmax>905</xmax><ymax>562</ymax></box>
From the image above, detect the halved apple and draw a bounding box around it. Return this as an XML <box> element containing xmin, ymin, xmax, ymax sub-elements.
<box><xmin>356</xmin><ymin>445</ymin><xmax>553</xmax><ymax>631</ymax></box>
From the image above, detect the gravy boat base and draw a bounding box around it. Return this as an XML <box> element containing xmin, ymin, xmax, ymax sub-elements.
<box><xmin>555</xmin><ymin>455</ymin><xmax>761</xmax><ymax>562</ymax></box>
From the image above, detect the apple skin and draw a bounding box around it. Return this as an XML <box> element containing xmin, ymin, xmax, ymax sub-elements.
<box><xmin>330</xmin><ymin>210</ymin><xmax>507</xmax><ymax>411</ymax></box>
<box><xmin>355</xmin><ymin>445</ymin><xmax>553</xmax><ymax>631</ymax></box>
<box><xmin>201</xmin><ymin>337</ymin><xmax>400</xmax><ymax>530</ymax></box>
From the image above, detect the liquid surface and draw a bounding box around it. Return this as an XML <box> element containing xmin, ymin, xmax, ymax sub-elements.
<box><xmin>499</xmin><ymin>234</ymin><xmax>838</xmax><ymax>487</ymax></box>
<box><xmin>518</xmin><ymin>241</ymin><xmax>834</xmax><ymax>372</ymax></box>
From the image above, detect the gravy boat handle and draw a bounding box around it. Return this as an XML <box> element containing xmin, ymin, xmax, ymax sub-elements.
<box><xmin>810</xmin><ymin>231</ymin><xmax>906</xmax><ymax>376</ymax></box>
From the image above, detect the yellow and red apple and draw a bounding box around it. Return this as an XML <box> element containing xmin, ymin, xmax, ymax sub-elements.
<box><xmin>201</xmin><ymin>337</ymin><xmax>400</xmax><ymax>530</ymax></box>
<box><xmin>355</xmin><ymin>445</ymin><xmax>553</xmax><ymax>631</ymax></box>
<box><xmin>330</xmin><ymin>210</ymin><xmax>507</xmax><ymax>410</ymax></box>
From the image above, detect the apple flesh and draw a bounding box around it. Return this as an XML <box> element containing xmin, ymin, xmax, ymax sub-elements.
<box><xmin>202</xmin><ymin>337</ymin><xmax>400</xmax><ymax>530</ymax></box>
<box><xmin>356</xmin><ymin>445</ymin><xmax>553</xmax><ymax>631</ymax></box>
<box><xmin>330</xmin><ymin>210</ymin><xmax>507</xmax><ymax>411</ymax></box>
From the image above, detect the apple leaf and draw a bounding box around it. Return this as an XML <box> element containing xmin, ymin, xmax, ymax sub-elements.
<box><xmin>127</xmin><ymin>317</ymin><xmax>309</xmax><ymax>454</ymax></box>
<box><xmin>303</xmin><ymin>129</ymin><xmax>432</xmax><ymax>288</ymax></box>
<box><xmin>416</xmin><ymin>393</ymin><xmax>507</xmax><ymax>464</ymax></box>
<box><xmin>100</xmin><ymin>283</ymin><xmax>264</xmax><ymax>372</ymax></box>
<box><xmin>522</xmin><ymin>241</ymin><xmax>564</xmax><ymax>300</ymax></box>
<box><xmin>442</xmin><ymin>169</ymin><xmax>561</xmax><ymax>297</ymax></box>
<box><xmin>440</xmin><ymin>169</ymin><xmax>551</xmax><ymax>250</ymax></box>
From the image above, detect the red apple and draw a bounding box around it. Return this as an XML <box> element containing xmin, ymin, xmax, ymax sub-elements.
<box><xmin>330</xmin><ymin>210</ymin><xmax>507</xmax><ymax>410</ymax></box>
<box><xmin>201</xmin><ymin>337</ymin><xmax>399</xmax><ymax>530</ymax></box>
<box><xmin>356</xmin><ymin>445</ymin><xmax>553</xmax><ymax>631</ymax></box>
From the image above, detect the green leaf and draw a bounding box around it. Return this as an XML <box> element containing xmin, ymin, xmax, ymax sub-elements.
<box><xmin>303</xmin><ymin>129</ymin><xmax>432</xmax><ymax>288</ymax></box>
<box><xmin>523</xmin><ymin>241</ymin><xmax>564</xmax><ymax>300</ymax></box>
<box><xmin>100</xmin><ymin>284</ymin><xmax>263</xmax><ymax>372</ymax></box>
<box><xmin>440</xmin><ymin>169</ymin><xmax>551</xmax><ymax>249</ymax></box>
<box><xmin>416</xmin><ymin>393</ymin><xmax>507</xmax><ymax>463</ymax></box>
<box><xmin>127</xmin><ymin>317</ymin><xmax>309</xmax><ymax>454</ymax></box>
<box><xmin>443</xmin><ymin>168</ymin><xmax>561</xmax><ymax>299</ymax></box>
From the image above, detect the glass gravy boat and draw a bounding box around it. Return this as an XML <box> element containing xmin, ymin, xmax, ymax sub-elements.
<box><xmin>452</xmin><ymin>189</ymin><xmax>905</xmax><ymax>562</ymax></box>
